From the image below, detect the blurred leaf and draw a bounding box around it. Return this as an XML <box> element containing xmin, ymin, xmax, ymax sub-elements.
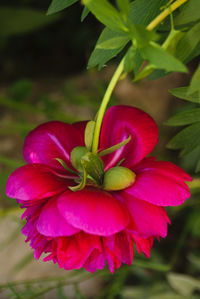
<box><xmin>140</xmin><ymin>42</ymin><xmax>187</xmax><ymax>73</ymax></box>
<box><xmin>170</xmin><ymin>87</ymin><xmax>200</xmax><ymax>103</ymax></box>
<box><xmin>0</xmin><ymin>155</ymin><xmax>23</xmax><ymax>168</ymax></box>
<box><xmin>128</xmin><ymin>0</ymin><xmax>168</xmax><ymax>26</ymax></box>
<box><xmin>167</xmin><ymin>122</ymin><xmax>200</xmax><ymax>155</ymax></box>
<box><xmin>175</xmin><ymin>22</ymin><xmax>200</xmax><ymax>62</ymax></box>
<box><xmin>188</xmin><ymin>253</ymin><xmax>200</xmax><ymax>270</ymax></box>
<box><xmin>130</xmin><ymin>24</ymin><xmax>158</xmax><ymax>47</ymax></box>
<box><xmin>167</xmin><ymin>273</ymin><xmax>200</xmax><ymax>296</ymax></box>
<box><xmin>9</xmin><ymin>79</ymin><xmax>33</xmax><ymax>102</ymax></box>
<box><xmin>83</xmin><ymin>0</ymin><xmax>127</xmax><ymax>33</ymax></box>
<box><xmin>88</xmin><ymin>28</ymin><xmax>129</xmax><ymax>69</ymax></box>
<box><xmin>150</xmin><ymin>294</ymin><xmax>197</xmax><ymax>299</ymax></box>
<box><xmin>188</xmin><ymin>63</ymin><xmax>200</xmax><ymax>95</ymax></box>
<box><xmin>47</xmin><ymin>0</ymin><xmax>78</xmax><ymax>15</ymax></box>
<box><xmin>81</xmin><ymin>7</ymin><xmax>89</xmax><ymax>22</ymax></box>
<box><xmin>0</xmin><ymin>8</ymin><xmax>59</xmax><ymax>38</ymax></box>
<box><xmin>116</xmin><ymin>0</ymin><xmax>130</xmax><ymax>16</ymax></box>
<box><xmin>175</xmin><ymin>0</ymin><xmax>200</xmax><ymax>26</ymax></box>
<box><xmin>96</xmin><ymin>35</ymin><xmax>129</xmax><ymax>50</ymax></box>
<box><xmin>165</xmin><ymin>108</ymin><xmax>200</xmax><ymax>126</ymax></box>
<box><xmin>188</xmin><ymin>210</ymin><xmax>200</xmax><ymax>237</ymax></box>
<box><xmin>11</xmin><ymin>252</ymin><xmax>33</xmax><ymax>275</ymax></box>
<box><xmin>124</xmin><ymin>46</ymin><xmax>136</xmax><ymax>73</ymax></box>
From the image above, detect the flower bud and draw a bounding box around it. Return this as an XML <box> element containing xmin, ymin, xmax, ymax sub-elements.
<box><xmin>103</xmin><ymin>166</ymin><xmax>136</xmax><ymax>191</ymax></box>
<box><xmin>70</xmin><ymin>146</ymin><xmax>88</xmax><ymax>171</ymax></box>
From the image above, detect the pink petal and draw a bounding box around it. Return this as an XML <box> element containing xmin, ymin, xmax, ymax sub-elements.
<box><xmin>84</xmin><ymin>249</ymin><xmax>105</xmax><ymax>272</ymax></box>
<box><xmin>100</xmin><ymin>106</ymin><xmax>158</xmax><ymax>170</ymax></box>
<box><xmin>58</xmin><ymin>188</ymin><xmax>129</xmax><ymax>236</ymax></box>
<box><xmin>37</xmin><ymin>198</ymin><xmax>80</xmax><ymax>237</ymax></box>
<box><xmin>126</xmin><ymin>159</ymin><xmax>192</xmax><ymax>206</ymax></box>
<box><xmin>132</xmin><ymin>234</ymin><xmax>154</xmax><ymax>258</ymax></box>
<box><xmin>123</xmin><ymin>192</ymin><xmax>170</xmax><ymax>238</ymax></box>
<box><xmin>72</xmin><ymin>120</ymin><xmax>87</xmax><ymax>141</ymax></box>
<box><xmin>23</xmin><ymin>121</ymin><xmax>84</xmax><ymax>170</ymax></box>
<box><xmin>6</xmin><ymin>164</ymin><xmax>69</xmax><ymax>201</ymax></box>
<box><xmin>56</xmin><ymin>232</ymin><xmax>101</xmax><ymax>270</ymax></box>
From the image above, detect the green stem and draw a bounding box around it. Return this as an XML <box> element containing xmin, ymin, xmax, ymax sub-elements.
<box><xmin>91</xmin><ymin>0</ymin><xmax>188</xmax><ymax>154</ymax></box>
<box><xmin>92</xmin><ymin>57</ymin><xmax>125</xmax><ymax>154</ymax></box>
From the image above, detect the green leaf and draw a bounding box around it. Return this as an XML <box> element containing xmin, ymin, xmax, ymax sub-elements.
<box><xmin>0</xmin><ymin>8</ymin><xmax>59</xmax><ymax>37</ymax></box>
<box><xmin>175</xmin><ymin>0</ymin><xmax>200</xmax><ymax>26</ymax></box>
<box><xmin>175</xmin><ymin>22</ymin><xmax>200</xmax><ymax>63</ymax></box>
<box><xmin>82</xmin><ymin>0</ymin><xmax>128</xmax><ymax>33</ymax></box>
<box><xmin>116</xmin><ymin>0</ymin><xmax>130</xmax><ymax>16</ymax></box>
<box><xmin>81</xmin><ymin>6</ymin><xmax>89</xmax><ymax>22</ymax></box>
<box><xmin>140</xmin><ymin>42</ymin><xmax>187</xmax><ymax>73</ymax></box>
<box><xmin>88</xmin><ymin>27</ymin><xmax>129</xmax><ymax>69</ymax></box>
<box><xmin>96</xmin><ymin>35</ymin><xmax>129</xmax><ymax>50</ymax></box>
<box><xmin>167</xmin><ymin>273</ymin><xmax>200</xmax><ymax>296</ymax></box>
<box><xmin>170</xmin><ymin>87</ymin><xmax>200</xmax><ymax>103</ymax></box>
<box><xmin>124</xmin><ymin>46</ymin><xmax>136</xmax><ymax>73</ymax></box>
<box><xmin>81</xmin><ymin>152</ymin><xmax>104</xmax><ymax>185</ymax></box>
<box><xmin>84</xmin><ymin>121</ymin><xmax>95</xmax><ymax>151</ymax></box>
<box><xmin>128</xmin><ymin>0</ymin><xmax>168</xmax><ymax>26</ymax></box>
<box><xmin>130</xmin><ymin>24</ymin><xmax>158</xmax><ymax>47</ymax></box>
<box><xmin>165</xmin><ymin>108</ymin><xmax>200</xmax><ymax>126</ymax></box>
<box><xmin>167</xmin><ymin>122</ymin><xmax>200</xmax><ymax>155</ymax></box>
<box><xmin>47</xmin><ymin>0</ymin><xmax>78</xmax><ymax>15</ymax></box>
<box><xmin>188</xmin><ymin>64</ymin><xmax>200</xmax><ymax>94</ymax></box>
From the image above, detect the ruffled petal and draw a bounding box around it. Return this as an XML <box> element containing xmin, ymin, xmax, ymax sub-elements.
<box><xmin>6</xmin><ymin>164</ymin><xmax>69</xmax><ymax>201</ymax></box>
<box><xmin>23</xmin><ymin>121</ymin><xmax>84</xmax><ymax>170</ymax></box>
<box><xmin>84</xmin><ymin>249</ymin><xmax>105</xmax><ymax>273</ymax></box>
<box><xmin>58</xmin><ymin>187</ymin><xmax>129</xmax><ymax>236</ymax></box>
<box><xmin>126</xmin><ymin>159</ymin><xmax>192</xmax><ymax>206</ymax></box>
<box><xmin>132</xmin><ymin>234</ymin><xmax>154</xmax><ymax>258</ymax></box>
<box><xmin>56</xmin><ymin>232</ymin><xmax>101</xmax><ymax>270</ymax></box>
<box><xmin>37</xmin><ymin>198</ymin><xmax>80</xmax><ymax>237</ymax></box>
<box><xmin>123</xmin><ymin>192</ymin><xmax>170</xmax><ymax>238</ymax></box>
<box><xmin>100</xmin><ymin>106</ymin><xmax>158</xmax><ymax>170</ymax></box>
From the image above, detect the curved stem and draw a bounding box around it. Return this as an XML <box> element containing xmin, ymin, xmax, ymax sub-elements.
<box><xmin>92</xmin><ymin>57</ymin><xmax>125</xmax><ymax>153</ymax></box>
<box><xmin>147</xmin><ymin>0</ymin><xmax>188</xmax><ymax>31</ymax></box>
<box><xmin>92</xmin><ymin>0</ymin><xmax>188</xmax><ymax>154</ymax></box>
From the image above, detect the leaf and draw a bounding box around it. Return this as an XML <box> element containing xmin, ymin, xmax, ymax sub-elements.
<box><xmin>81</xmin><ymin>6</ymin><xmax>89</xmax><ymax>22</ymax></box>
<box><xmin>130</xmin><ymin>24</ymin><xmax>158</xmax><ymax>47</ymax></box>
<box><xmin>139</xmin><ymin>42</ymin><xmax>187</xmax><ymax>73</ymax></box>
<box><xmin>167</xmin><ymin>273</ymin><xmax>200</xmax><ymax>296</ymax></box>
<box><xmin>167</xmin><ymin>122</ymin><xmax>200</xmax><ymax>155</ymax></box>
<box><xmin>82</xmin><ymin>0</ymin><xmax>128</xmax><ymax>33</ymax></box>
<box><xmin>128</xmin><ymin>0</ymin><xmax>168</xmax><ymax>26</ymax></box>
<box><xmin>175</xmin><ymin>0</ymin><xmax>200</xmax><ymax>26</ymax></box>
<box><xmin>116</xmin><ymin>0</ymin><xmax>130</xmax><ymax>16</ymax></box>
<box><xmin>165</xmin><ymin>108</ymin><xmax>200</xmax><ymax>126</ymax></box>
<box><xmin>124</xmin><ymin>46</ymin><xmax>136</xmax><ymax>73</ymax></box>
<box><xmin>96</xmin><ymin>35</ymin><xmax>129</xmax><ymax>50</ymax></box>
<box><xmin>175</xmin><ymin>22</ymin><xmax>200</xmax><ymax>63</ymax></box>
<box><xmin>170</xmin><ymin>87</ymin><xmax>200</xmax><ymax>103</ymax></box>
<box><xmin>188</xmin><ymin>64</ymin><xmax>200</xmax><ymax>94</ymax></box>
<box><xmin>0</xmin><ymin>8</ymin><xmax>59</xmax><ymax>37</ymax></box>
<box><xmin>88</xmin><ymin>27</ymin><xmax>129</xmax><ymax>69</ymax></box>
<box><xmin>47</xmin><ymin>0</ymin><xmax>78</xmax><ymax>15</ymax></box>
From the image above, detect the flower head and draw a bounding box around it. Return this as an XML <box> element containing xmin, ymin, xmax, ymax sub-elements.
<box><xmin>6</xmin><ymin>105</ymin><xmax>191</xmax><ymax>273</ymax></box>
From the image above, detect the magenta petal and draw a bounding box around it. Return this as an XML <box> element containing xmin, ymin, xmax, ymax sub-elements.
<box><xmin>123</xmin><ymin>192</ymin><xmax>170</xmax><ymax>238</ymax></box>
<box><xmin>23</xmin><ymin>121</ymin><xmax>84</xmax><ymax>170</ymax></box>
<box><xmin>6</xmin><ymin>164</ymin><xmax>69</xmax><ymax>201</ymax></box>
<box><xmin>37</xmin><ymin>198</ymin><xmax>80</xmax><ymax>237</ymax></box>
<box><xmin>58</xmin><ymin>188</ymin><xmax>129</xmax><ymax>236</ymax></box>
<box><xmin>126</xmin><ymin>159</ymin><xmax>192</xmax><ymax>206</ymax></box>
<box><xmin>100</xmin><ymin>105</ymin><xmax>158</xmax><ymax>169</ymax></box>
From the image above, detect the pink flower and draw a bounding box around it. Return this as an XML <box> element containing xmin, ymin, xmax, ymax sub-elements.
<box><xmin>6</xmin><ymin>105</ymin><xmax>191</xmax><ymax>273</ymax></box>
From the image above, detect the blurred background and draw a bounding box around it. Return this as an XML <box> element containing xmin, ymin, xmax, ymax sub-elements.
<box><xmin>0</xmin><ymin>1</ymin><xmax>200</xmax><ymax>298</ymax></box>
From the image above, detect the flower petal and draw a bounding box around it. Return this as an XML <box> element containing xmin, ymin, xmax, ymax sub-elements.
<box><xmin>23</xmin><ymin>121</ymin><xmax>84</xmax><ymax>170</ymax></box>
<box><xmin>126</xmin><ymin>159</ymin><xmax>192</xmax><ymax>206</ymax></box>
<box><xmin>58</xmin><ymin>187</ymin><xmax>129</xmax><ymax>236</ymax></box>
<box><xmin>100</xmin><ymin>105</ymin><xmax>158</xmax><ymax>170</ymax></box>
<box><xmin>37</xmin><ymin>198</ymin><xmax>80</xmax><ymax>237</ymax></box>
<box><xmin>6</xmin><ymin>164</ymin><xmax>69</xmax><ymax>201</ymax></box>
<box><xmin>123</xmin><ymin>192</ymin><xmax>170</xmax><ymax>238</ymax></box>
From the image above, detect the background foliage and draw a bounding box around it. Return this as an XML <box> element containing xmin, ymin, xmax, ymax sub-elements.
<box><xmin>0</xmin><ymin>0</ymin><xmax>200</xmax><ymax>298</ymax></box>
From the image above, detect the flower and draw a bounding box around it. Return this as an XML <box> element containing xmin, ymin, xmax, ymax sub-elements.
<box><xmin>6</xmin><ymin>105</ymin><xmax>191</xmax><ymax>273</ymax></box>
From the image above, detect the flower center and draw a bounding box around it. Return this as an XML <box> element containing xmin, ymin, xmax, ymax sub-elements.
<box><xmin>69</xmin><ymin>146</ymin><xmax>136</xmax><ymax>192</ymax></box>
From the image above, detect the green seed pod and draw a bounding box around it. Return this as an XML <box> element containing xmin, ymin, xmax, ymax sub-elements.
<box><xmin>70</xmin><ymin>146</ymin><xmax>88</xmax><ymax>171</ymax></box>
<box><xmin>103</xmin><ymin>166</ymin><xmax>136</xmax><ymax>191</ymax></box>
